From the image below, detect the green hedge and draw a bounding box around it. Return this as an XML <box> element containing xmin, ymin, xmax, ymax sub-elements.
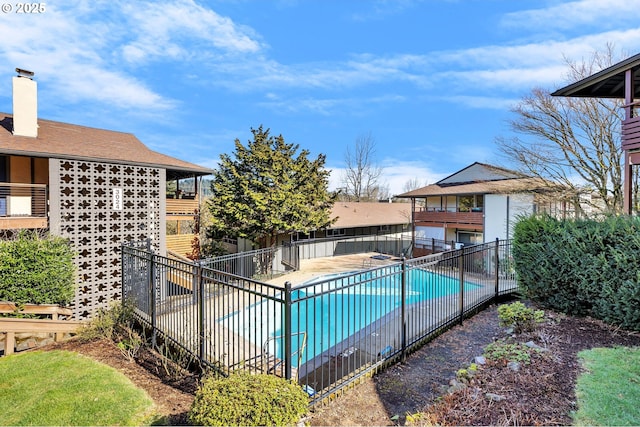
<box><xmin>0</xmin><ymin>231</ymin><xmax>76</xmax><ymax>306</ymax></box>
<box><xmin>513</xmin><ymin>214</ymin><xmax>640</xmax><ymax>330</ymax></box>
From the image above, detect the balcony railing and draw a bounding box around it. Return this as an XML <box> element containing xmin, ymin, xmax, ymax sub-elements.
<box><xmin>166</xmin><ymin>197</ymin><xmax>199</xmax><ymax>217</ymax></box>
<box><xmin>0</xmin><ymin>183</ymin><xmax>48</xmax><ymax>229</ymax></box>
<box><xmin>413</xmin><ymin>208</ymin><xmax>483</xmax><ymax>226</ymax></box>
<box><xmin>622</xmin><ymin>116</ymin><xmax>640</xmax><ymax>151</ymax></box>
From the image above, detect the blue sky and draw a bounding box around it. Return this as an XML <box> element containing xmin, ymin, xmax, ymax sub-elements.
<box><xmin>1</xmin><ymin>1</ymin><xmax>640</xmax><ymax>195</ymax></box>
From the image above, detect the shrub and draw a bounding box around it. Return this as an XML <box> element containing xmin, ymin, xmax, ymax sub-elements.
<box><xmin>484</xmin><ymin>341</ymin><xmax>535</xmax><ymax>365</ymax></box>
<box><xmin>188</xmin><ymin>372</ymin><xmax>309</xmax><ymax>426</ymax></box>
<box><xmin>79</xmin><ymin>301</ymin><xmax>133</xmax><ymax>341</ymax></box>
<box><xmin>455</xmin><ymin>363</ymin><xmax>478</xmax><ymax>382</ymax></box>
<box><xmin>79</xmin><ymin>301</ymin><xmax>144</xmax><ymax>361</ymax></box>
<box><xmin>512</xmin><ymin>214</ymin><xmax>640</xmax><ymax>331</ymax></box>
<box><xmin>498</xmin><ymin>301</ymin><xmax>544</xmax><ymax>333</ymax></box>
<box><xmin>0</xmin><ymin>230</ymin><xmax>75</xmax><ymax>306</ymax></box>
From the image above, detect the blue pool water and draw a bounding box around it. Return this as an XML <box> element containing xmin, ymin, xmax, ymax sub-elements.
<box><xmin>220</xmin><ymin>267</ymin><xmax>479</xmax><ymax>367</ymax></box>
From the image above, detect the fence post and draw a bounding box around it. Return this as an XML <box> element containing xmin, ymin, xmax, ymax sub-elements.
<box><xmin>121</xmin><ymin>243</ymin><xmax>126</xmax><ymax>302</ymax></box>
<box><xmin>147</xmin><ymin>239</ymin><xmax>157</xmax><ymax>347</ymax></box>
<box><xmin>284</xmin><ymin>281</ymin><xmax>293</xmax><ymax>380</ymax></box>
<box><xmin>458</xmin><ymin>248</ymin><xmax>465</xmax><ymax>325</ymax></box>
<box><xmin>192</xmin><ymin>260</ymin><xmax>199</xmax><ymax>305</ymax></box>
<box><xmin>197</xmin><ymin>261</ymin><xmax>205</xmax><ymax>366</ymax></box>
<box><xmin>400</xmin><ymin>257</ymin><xmax>407</xmax><ymax>363</ymax></box>
<box><xmin>494</xmin><ymin>238</ymin><xmax>500</xmax><ymax>298</ymax></box>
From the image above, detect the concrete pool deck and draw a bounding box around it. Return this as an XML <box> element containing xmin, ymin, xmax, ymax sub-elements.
<box><xmin>267</xmin><ymin>252</ymin><xmax>401</xmax><ymax>287</ymax></box>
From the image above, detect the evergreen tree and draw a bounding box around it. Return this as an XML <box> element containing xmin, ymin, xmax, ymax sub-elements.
<box><xmin>207</xmin><ymin>126</ymin><xmax>336</xmax><ymax>249</ymax></box>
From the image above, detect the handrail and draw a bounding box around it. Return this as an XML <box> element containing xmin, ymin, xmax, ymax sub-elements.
<box><xmin>0</xmin><ymin>302</ymin><xmax>82</xmax><ymax>356</ymax></box>
<box><xmin>0</xmin><ymin>302</ymin><xmax>72</xmax><ymax>318</ymax></box>
<box><xmin>262</xmin><ymin>331</ymin><xmax>307</xmax><ymax>377</ymax></box>
<box><xmin>167</xmin><ymin>250</ymin><xmax>192</xmax><ymax>262</ymax></box>
<box><xmin>0</xmin><ymin>183</ymin><xmax>47</xmax><ymax>189</ymax></box>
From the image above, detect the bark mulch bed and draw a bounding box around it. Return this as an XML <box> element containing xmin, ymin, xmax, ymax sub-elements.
<box><xmin>37</xmin><ymin>300</ymin><xmax>640</xmax><ymax>426</ymax></box>
<box><xmin>308</xmin><ymin>302</ymin><xmax>640</xmax><ymax>426</ymax></box>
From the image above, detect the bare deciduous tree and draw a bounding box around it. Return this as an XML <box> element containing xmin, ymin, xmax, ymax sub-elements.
<box><xmin>371</xmin><ymin>183</ymin><xmax>391</xmax><ymax>201</ymax></box>
<box><xmin>496</xmin><ymin>45</ymin><xmax>625</xmax><ymax>215</ymax></box>
<box><xmin>403</xmin><ymin>178</ymin><xmax>427</xmax><ymax>193</ymax></box>
<box><xmin>342</xmin><ymin>132</ymin><xmax>384</xmax><ymax>201</ymax></box>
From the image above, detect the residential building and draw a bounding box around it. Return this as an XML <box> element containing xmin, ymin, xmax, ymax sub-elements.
<box><xmin>293</xmin><ymin>201</ymin><xmax>411</xmax><ymax>241</ymax></box>
<box><xmin>0</xmin><ymin>69</ymin><xmax>212</xmax><ymax>319</ymax></box>
<box><xmin>397</xmin><ymin>162</ymin><xmax>568</xmax><ymax>257</ymax></box>
<box><xmin>218</xmin><ymin>201</ymin><xmax>412</xmax><ymax>267</ymax></box>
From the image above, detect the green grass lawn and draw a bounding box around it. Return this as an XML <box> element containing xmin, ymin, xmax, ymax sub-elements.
<box><xmin>0</xmin><ymin>350</ymin><xmax>157</xmax><ymax>426</ymax></box>
<box><xmin>574</xmin><ymin>346</ymin><xmax>640</xmax><ymax>426</ymax></box>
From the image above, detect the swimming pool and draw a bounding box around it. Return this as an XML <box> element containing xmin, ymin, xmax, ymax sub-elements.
<box><xmin>219</xmin><ymin>266</ymin><xmax>479</xmax><ymax>368</ymax></box>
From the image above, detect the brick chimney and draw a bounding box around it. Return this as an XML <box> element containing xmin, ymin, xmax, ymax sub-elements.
<box><xmin>12</xmin><ymin>68</ymin><xmax>37</xmax><ymax>138</ymax></box>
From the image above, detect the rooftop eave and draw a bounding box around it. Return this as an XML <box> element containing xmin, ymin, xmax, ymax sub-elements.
<box><xmin>0</xmin><ymin>147</ymin><xmax>213</xmax><ymax>177</ymax></box>
<box><xmin>552</xmin><ymin>52</ymin><xmax>640</xmax><ymax>98</ymax></box>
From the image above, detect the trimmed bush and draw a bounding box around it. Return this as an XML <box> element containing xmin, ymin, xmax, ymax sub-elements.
<box><xmin>0</xmin><ymin>231</ymin><xmax>75</xmax><ymax>306</ymax></box>
<box><xmin>188</xmin><ymin>372</ymin><xmax>309</xmax><ymax>426</ymax></box>
<box><xmin>497</xmin><ymin>301</ymin><xmax>544</xmax><ymax>333</ymax></box>
<box><xmin>513</xmin><ymin>214</ymin><xmax>640</xmax><ymax>330</ymax></box>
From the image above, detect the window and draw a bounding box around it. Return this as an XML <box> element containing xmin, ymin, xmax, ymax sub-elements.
<box><xmin>293</xmin><ymin>231</ymin><xmax>316</xmax><ymax>241</ymax></box>
<box><xmin>457</xmin><ymin>195</ymin><xmax>484</xmax><ymax>212</ymax></box>
<box><xmin>458</xmin><ymin>195</ymin><xmax>474</xmax><ymax>212</ymax></box>
<box><xmin>327</xmin><ymin>228</ymin><xmax>345</xmax><ymax>237</ymax></box>
<box><xmin>0</xmin><ymin>156</ymin><xmax>6</xmax><ymax>182</ymax></box>
<box><xmin>457</xmin><ymin>231</ymin><xmax>483</xmax><ymax>245</ymax></box>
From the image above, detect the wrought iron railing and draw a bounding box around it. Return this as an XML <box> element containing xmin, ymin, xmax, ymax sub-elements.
<box><xmin>122</xmin><ymin>239</ymin><xmax>517</xmax><ymax>405</ymax></box>
<box><xmin>200</xmin><ymin>246</ymin><xmax>282</xmax><ymax>279</ymax></box>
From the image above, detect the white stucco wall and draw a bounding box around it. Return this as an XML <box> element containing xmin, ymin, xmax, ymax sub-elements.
<box><xmin>484</xmin><ymin>193</ymin><xmax>534</xmax><ymax>242</ymax></box>
<box><xmin>415</xmin><ymin>225</ymin><xmax>444</xmax><ymax>243</ymax></box>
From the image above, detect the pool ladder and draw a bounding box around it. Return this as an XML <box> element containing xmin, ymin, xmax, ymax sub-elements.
<box><xmin>261</xmin><ymin>332</ymin><xmax>307</xmax><ymax>380</ymax></box>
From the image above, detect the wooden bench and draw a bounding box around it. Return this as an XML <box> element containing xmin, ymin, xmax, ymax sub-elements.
<box><xmin>0</xmin><ymin>302</ymin><xmax>83</xmax><ymax>356</ymax></box>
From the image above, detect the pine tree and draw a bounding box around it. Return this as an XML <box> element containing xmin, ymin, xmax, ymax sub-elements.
<box><xmin>207</xmin><ymin>126</ymin><xmax>336</xmax><ymax>250</ymax></box>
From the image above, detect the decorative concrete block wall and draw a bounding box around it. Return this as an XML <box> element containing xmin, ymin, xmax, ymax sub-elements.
<box><xmin>49</xmin><ymin>158</ymin><xmax>166</xmax><ymax>320</ymax></box>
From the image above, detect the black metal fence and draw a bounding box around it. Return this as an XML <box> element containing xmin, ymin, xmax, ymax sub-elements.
<box><xmin>414</xmin><ymin>237</ymin><xmax>457</xmax><ymax>254</ymax></box>
<box><xmin>122</xmin><ymin>239</ymin><xmax>517</xmax><ymax>405</ymax></box>
<box><xmin>290</xmin><ymin>233</ymin><xmax>412</xmax><ymax>260</ymax></box>
<box><xmin>200</xmin><ymin>246</ymin><xmax>282</xmax><ymax>280</ymax></box>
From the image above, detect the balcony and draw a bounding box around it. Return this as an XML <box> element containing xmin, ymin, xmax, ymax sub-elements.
<box><xmin>413</xmin><ymin>208</ymin><xmax>483</xmax><ymax>228</ymax></box>
<box><xmin>166</xmin><ymin>196</ymin><xmax>199</xmax><ymax>219</ymax></box>
<box><xmin>622</xmin><ymin>116</ymin><xmax>640</xmax><ymax>151</ymax></box>
<box><xmin>166</xmin><ymin>195</ymin><xmax>199</xmax><ymax>257</ymax></box>
<box><xmin>0</xmin><ymin>183</ymin><xmax>48</xmax><ymax>229</ymax></box>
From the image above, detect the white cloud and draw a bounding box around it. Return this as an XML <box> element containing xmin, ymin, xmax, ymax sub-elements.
<box><xmin>427</xmin><ymin>29</ymin><xmax>640</xmax><ymax>93</ymax></box>
<box><xmin>444</xmin><ymin>95</ymin><xmax>519</xmax><ymax>110</ymax></box>
<box><xmin>203</xmin><ymin>25</ymin><xmax>640</xmax><ymax>100</ymax></box>
<box><xmin>120</xmin><ymin>0</ymin><xmax>263</xmax><ymax>64</ymax></box>
<box><xmin>441</xmin><ymin>66</ymin><xmax>569</xmax><ymax>92</ymax></box>
<box><xmin>1</xmin><ymin>0</ymin><xmax>639</xmax><ymax>134</ymax></box>
<box><xmin>0</xmin><ymin>0</ymin><xmax>265</xmax><ymax>112</ymax></box>
<box><xmin>258</xmin><ymin>94</ymin><xmax>405</xmax><ymax>116</ymax></box>
<box><xmin>501</xmin><ymin>0</ymin><xmax>640</xmax><ymax>31</ymax></box>
<box><xmin>0</xmin><ymin>2</ymin><xmax>174</xmax><ymax>111</ymax></box>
